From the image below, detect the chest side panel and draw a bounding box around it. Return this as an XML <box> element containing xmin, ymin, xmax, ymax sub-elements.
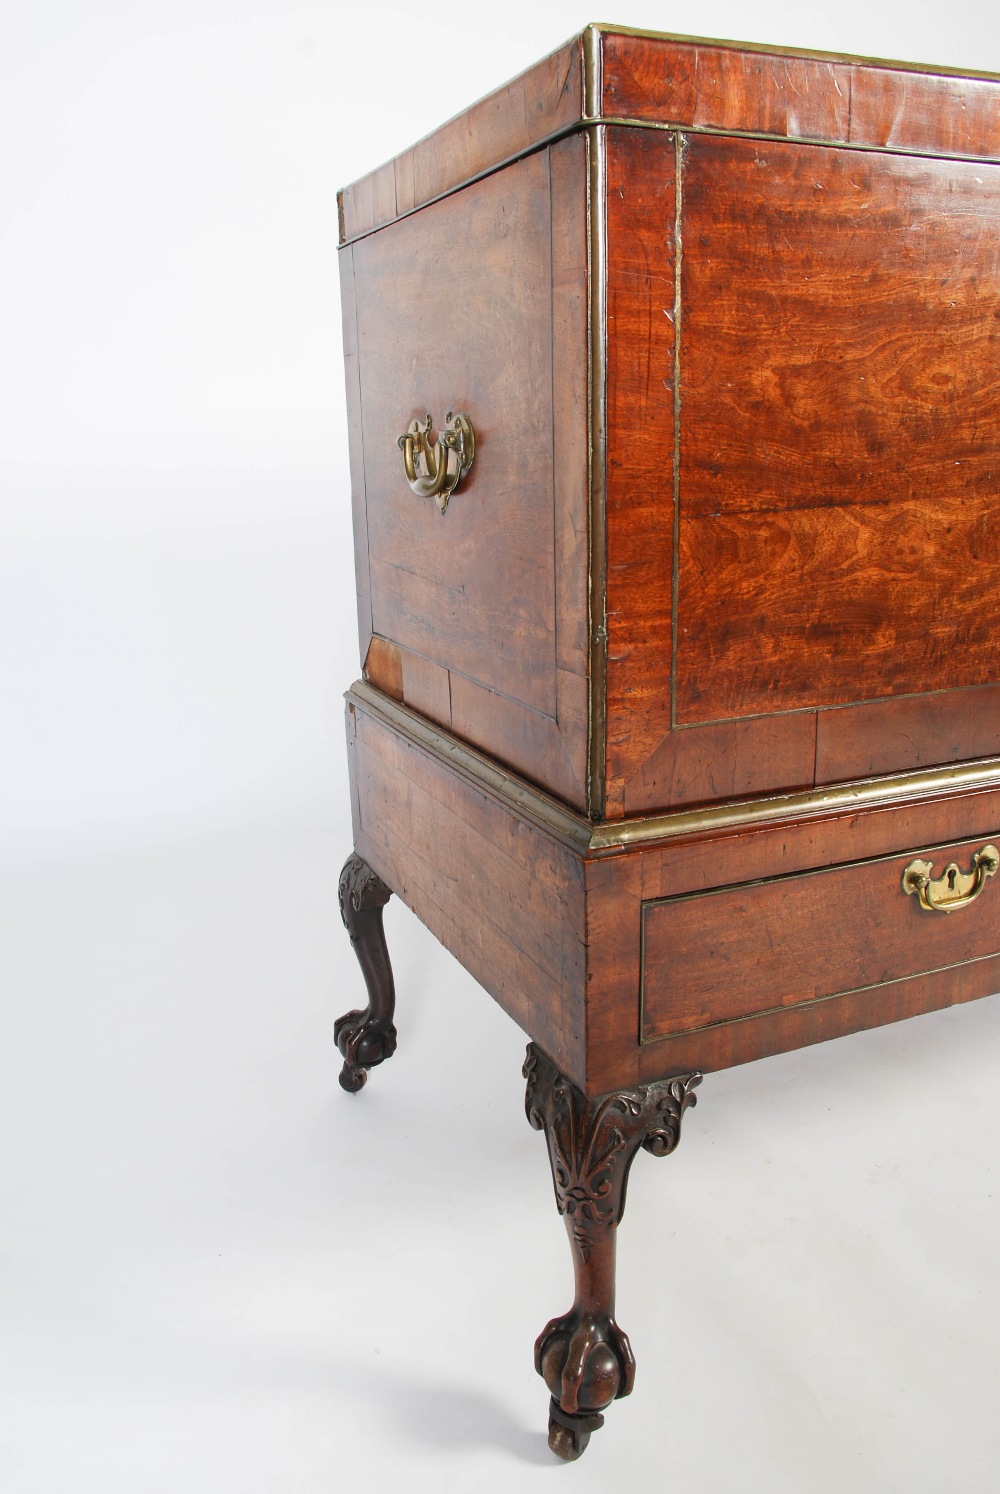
<box><xmin>354</xmin><ymin>150</ymin><xmax>555</xmax><ymax>715</ymax></box>
<box><xmin>676</xmin><ymin>134</ymin><xmax>1000</xmax><ymax>723</ymax></box>
<box><xmin>347</xmin><ymin>139</ymin><xmax>590</xmax><ymax>809</ymax></box>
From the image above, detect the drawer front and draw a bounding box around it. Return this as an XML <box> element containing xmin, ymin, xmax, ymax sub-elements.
<box><xmin>641</xmin><ymin>833</ymin><xmax>1000</xmax><ymax>1043</ymax></box>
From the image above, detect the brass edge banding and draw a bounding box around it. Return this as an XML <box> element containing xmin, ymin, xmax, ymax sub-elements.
<box><xmin>586</xmin><ymin>123</ymin><xmax>608</xmax><ymax>819</ymax></box>
<box><xmin>590</xmin><ymin>760</ymin><xmax>1000</xmax><ymax>851</ymax></box>
<box><xmin>583</xmin><ymin>23</ymin><xmax>601</xmax><ymax>119</ymax></box>
<box><xmin>348</xmin><ymin>681</ymin><xmax>1000</xmax><ymax>854</ymax></box>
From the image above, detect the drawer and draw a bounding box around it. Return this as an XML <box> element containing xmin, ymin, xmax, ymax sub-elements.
<box><xmin>641</xmin><ymin>834</ymin><xmax>1000</xmax><ymax>1044</ymax></box>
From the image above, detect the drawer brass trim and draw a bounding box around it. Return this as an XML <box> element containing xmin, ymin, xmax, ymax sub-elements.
<box><xmin>903</xmin><ymin>845</ymin><xmax>999</xmax><ymax>913</ymax></box>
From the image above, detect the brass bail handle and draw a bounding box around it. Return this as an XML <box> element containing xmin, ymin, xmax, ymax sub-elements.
<box><xmin>902</xmin><ymin>844</ymin><xmax>999</xmax><ymax>913</ymax></box>
<box><xmin>397</xmin><ymin>411</ymin><xmax>475</xmax><ymax>514</ymax></box>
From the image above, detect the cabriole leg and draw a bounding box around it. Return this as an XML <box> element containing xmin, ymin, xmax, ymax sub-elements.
<box><xmin>335</xmin><ymin>853</ymin><xmax>396</xmax><ymax>1093</ymax></box>
<box><xmin>523</xmin><ymin>1043</ymin><xmax>702</xmax><ymax>1459</ymax></box>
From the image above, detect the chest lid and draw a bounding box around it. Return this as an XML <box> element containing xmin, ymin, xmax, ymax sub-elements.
<box><xmin>338</xmin><ymin>24</ymin><xmax>1000</xmax><ymax>246</ymax></box>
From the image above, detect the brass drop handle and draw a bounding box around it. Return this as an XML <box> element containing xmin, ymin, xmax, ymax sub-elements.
<box><xmin>397</xmin><ymin>411</ymin><xmax>475</xmax><ymax>514</ymax></box>
<box><xmin>902</xmin><ymin>844</ymin><xmax>999</xmax><ymax>913</ymax></box>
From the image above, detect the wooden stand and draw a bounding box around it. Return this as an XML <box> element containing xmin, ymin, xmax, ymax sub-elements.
<box><xmin>335</xmin><ymin>685</ymin><xmax>1000</xmax><ymax>1455</ymax></box>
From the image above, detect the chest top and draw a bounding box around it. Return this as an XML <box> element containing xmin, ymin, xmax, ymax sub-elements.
<box><xmin>339</xmin><ymin>25</ymin><xmax>1000</xmax><ymax>244</ymax></box>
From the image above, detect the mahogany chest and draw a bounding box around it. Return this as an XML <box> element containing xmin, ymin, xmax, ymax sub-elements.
<box><xmin>335</xmin><ymin>25</ymin><xmax>1000</xmax><ymax>1459</ymax></box>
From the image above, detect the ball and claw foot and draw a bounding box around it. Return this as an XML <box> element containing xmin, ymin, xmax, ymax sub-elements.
<box><xmin>334</xmin><ymin>1009</ymin><xmax>397</xmax><ymax>1093</ymax></box>
<box><xmin>535</xmin><ymin>1309</ymin><xmax>634</xmax><ymax>1459</ymax></box>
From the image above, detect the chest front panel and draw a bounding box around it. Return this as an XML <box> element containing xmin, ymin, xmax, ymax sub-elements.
<box><xmin>604</xmin><ymin>127</ymin><xmax>1000</xmax><ymax>816</ymax></box>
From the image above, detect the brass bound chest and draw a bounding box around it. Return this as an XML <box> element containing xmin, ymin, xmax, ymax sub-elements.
<box><xmin>335</xmin><ymin>26</ymin><xmax>1000</xmax><ymax>1459</ymax></box>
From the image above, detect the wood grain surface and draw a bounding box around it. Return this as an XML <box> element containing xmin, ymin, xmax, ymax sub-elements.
<box><xmin>597</xmin><ymin>780</ymin><xmax>1000</xmax><ymax>1087</ymax></box>
<box><xmin>603</xmin><ymin>126</ymin><xmax>677</xmax><ymax>816</ymax></box>
<box><xmin>351</xmin><ymin>137</ymin><xmax>590</xmax><ymax>809</ymax></box>
<box><xmin>348</xmin><ymin>694</ymin><xmax>588</xmax><ymax>1085</ymax></box>
<box><xmin>641</xmin><ymin>835</ymin><xmax>1000</xmax><ymax>1041</ymax></box>
<box><xmin>599</xmin><ymin>31</ymin><xmax>1000</xmax><ymax>161</ymax></box>
<box><xmin>340</xmin><ymin>29</ymin><xmax>1000</xmax><ymax>246</ymax></box>
<box><xmin>339</xmin><ymin>249</ymin><xmax>373</xmax><ymax>662</ymax></box>
<box><xmin>676</xmin><ymin>134</ymin><xmax>1000</xmax><ymax>724</ymax></box>
<box><xmin>347</xmin><ymin>685</ymin><xmax>1000</xmax><ymax>1093</ymax></box>
<box><xmin>638</xmin><ymin>955</ymin><xmax>1000</xmax><ymax>1078</ymax></box>
<box><xmin>815</xmin><ymin>684</ymin><xmax>1000</xmax><ymax>781</ymax></box>
<box><xmin>342</xmin><ymin>45</ymin><xmax>1000</xmax><ymax>820</ymax></box>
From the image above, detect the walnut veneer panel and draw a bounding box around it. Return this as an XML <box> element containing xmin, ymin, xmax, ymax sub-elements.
<box><xmin>601</xmin><ymin>33</ymin><xmax>850</xmax><ymax>142</ymax></box>
<box><xmin>602</xmin><ymin>126</ymin><xmax>1000</xmax><ymax>813</ymax></box>
<box><xmin>602</xmin><ymin>126</ymin><xmax>677</xmax><ymax>816</ymax></box>
<box><xmin>352</xmin><ymin>138</ymin><xmax>589</xmax><ymax>810</ymax></box>
<box><xmin>675</xmin><ymin>134</ymin><xmax>1000</xmax><ymax>725</ymax></box>
<box><xmin>339</xmin><ymin>250</ymin><xmax>373</xmax><ymax>661</ymax></box>
<box><xmin>816</xmin><ymin>685</ymin><xmax>1000</xmax><ymax>781</ymax></box>
<box><xmin>599</xmin><ymin>31</ymin><xmax>1000</xmax><ymax>161</ymax></box>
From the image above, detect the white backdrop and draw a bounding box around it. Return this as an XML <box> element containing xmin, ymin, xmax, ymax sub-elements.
<box><xmin>2</xmin><ymin>3</ymin><xmax>1000</xmax><ymax>1492</ymax></box>
<box><xmin>3</xmin><ymin>0</ymin><xmax>1000</xmax><ymax>865</ymax></box>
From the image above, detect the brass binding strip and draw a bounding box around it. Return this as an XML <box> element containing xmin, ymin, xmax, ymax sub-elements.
<box><xmin>347</xmin><ymin>681</ymin><xmax>1000</xmax><ymax>855</ymax></box>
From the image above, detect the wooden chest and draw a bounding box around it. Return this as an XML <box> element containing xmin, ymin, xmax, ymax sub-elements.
<box><xmin>336</xmin><ymin>25</ymin><xmax>1000</xmax><ymax>1460</ymax></box>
